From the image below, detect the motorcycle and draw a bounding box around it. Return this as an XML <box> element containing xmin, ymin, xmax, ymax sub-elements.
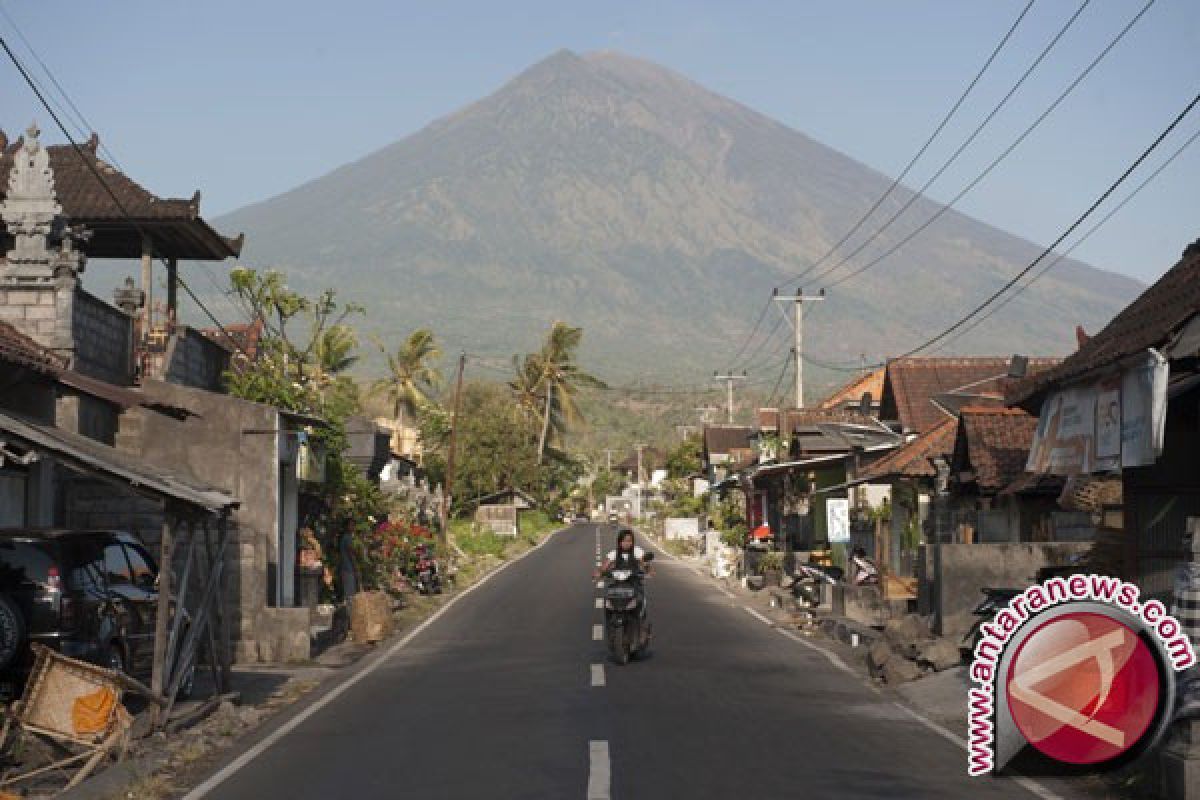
<box><xmin>415</xmin><ymin>548</ymin><xmax>442</xmax><ymax>595</ymax></box>
<box><xmin>790</xmin><ymin>563</ymin><xmax>843</xmax><ymax>608</ymax></box>
<box><xmin>960</xmin><ymin>586</ymin><xmax>1022</xmax><ymax>659</ymax></box>
<box><xmin>603</xmin><ymin>552</ymin><xmax>654</xmax><ymax>665</ymax></box>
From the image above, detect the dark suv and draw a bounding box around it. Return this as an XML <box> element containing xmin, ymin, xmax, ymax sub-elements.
<box><xmin>0</xmin><ymin>529</ymin><xmax>191</xmax><ymax>698</ymax></box>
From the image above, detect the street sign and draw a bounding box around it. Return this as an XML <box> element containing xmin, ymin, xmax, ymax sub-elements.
<box><xmin>827</xmin><ymin>498</ymin><xmax>850</xmax><ymax>543</ymax></box>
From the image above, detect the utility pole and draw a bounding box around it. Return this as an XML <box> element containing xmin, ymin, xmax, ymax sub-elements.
<box><xmin>602</xmin><ymin>448</ymin><xmax>616</xmax><ymax>471</ymax></box>
<box><xmin>440</xmin><ymin>351</ymin><xmax>467</xmax><ymax>544</ymax></box>
<box><xmin>775</xmin><ymin>288</ymin><xmax>825</xmax><ymax>408</ymax></box>
<box><xmin>633</xmin><ymin>442</ymin><xmax>646</xmax><ymax>520</ymax></box>
<box><xmin>712</xmin><ymin>373</ymin><xmax>746</xmax><ymax>423</ymax></box>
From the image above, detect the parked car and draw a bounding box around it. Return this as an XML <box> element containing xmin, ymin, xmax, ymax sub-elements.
<box><xmin>0</xmin><ymin>529</ymin><xmax>194</xmax><ymax>700</ymax></box>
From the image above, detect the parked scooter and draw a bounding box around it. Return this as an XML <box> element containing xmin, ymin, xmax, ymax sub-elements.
<box><xmin>790</xmin><ymin>563</ymin><xmax>843</xmax><ymax>608</ymax></box>
<box><xmin>415</xmin><ymin>546</ymin><xmax>442</xmax><ymax>595</ymax></box>
<box><xmin>603</xmin><ymin>552</ymin><xmax>654</xmax><ymax>665</ymax></box>
<box><xmin>960</xmin><ymin>587</ymin><xmax>1022</xmax><ymax>659</ymax></box>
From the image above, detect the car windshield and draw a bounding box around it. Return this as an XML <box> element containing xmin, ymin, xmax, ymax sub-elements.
<box><xmin>0</xmin><ymin>540</ymin><xmax>56</xmax><ymax>589</ymax></box>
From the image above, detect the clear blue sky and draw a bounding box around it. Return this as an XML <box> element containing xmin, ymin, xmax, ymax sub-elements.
<box><xmin>1</xmin><ymin>0</ymin><xmax>1197</xmax><ymax>284</ymax></box>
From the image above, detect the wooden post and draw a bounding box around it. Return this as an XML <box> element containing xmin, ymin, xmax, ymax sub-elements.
<box><xmin>140</xmin><ymin>236</ymin><xmax>153</xmax><ymax>338</ymax></box>
<box><xmin>216</xmin><ymin>514</ymin><xmax>233</xmax><ymax>690</ymax></box>
<box><xmin>164</xmin><ymin>521</ymin><xmax>197</xmax><ymax>691</ymax></box>
<box><xmin>150</xmin><ymin>511</ymin><xmax>175</xmax><ymax>721</ymax></box>
<box><xmin>439</xmin><ymin>351</ymin><xmax>467</xmax><ymax>544</ymax></box>
<box><xmin>163</xmin><ymin>522</ymin><xmax>230</xmax><ymax>720</ymax></box>
<box><xmin>165</xmin><ymin>257</ymin><xmax>178</xmax><ymax>324</ymax></box>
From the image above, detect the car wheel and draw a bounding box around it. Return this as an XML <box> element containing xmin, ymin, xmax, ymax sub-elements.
<box><xmin>0</xmin><ymin>595</ymin><xmax>24</xmax><ymax>669</ymax></box>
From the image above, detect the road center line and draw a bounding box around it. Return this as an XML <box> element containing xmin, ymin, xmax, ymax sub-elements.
<box><xmin>595</xmin><ymin>580</ymin><xmax>604</xmax><ymax>589</ymax></box>
<box><xmin>591</xmin><ymin>663</ymin><xmax>605</xmax><ymax>687</ymax></box>
<box><xmin>587</xmin><ymin>740</ymin><xmax>610</xmax><ymax>799</ymax></box>
<box><xmin>592</xmin><ymin>624</ymin><xmax>603</xmax><ymax>641</ymax></box>
<box><xmin>594</xmin><ymin>597</ymin><xmax>604</xmax><ymax>609</ymax></box>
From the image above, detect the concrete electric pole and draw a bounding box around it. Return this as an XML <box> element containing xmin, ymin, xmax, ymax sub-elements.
<box><xmin>712</xmin><ymin>373</ymin><xmax>746</xmax><ymax>423</ymax></box>
<box><xmin>775</xmin><ymin>288</ymin><xmax>825</xmax><ymax>408</ymax></box>
<box><xmin>633</xmin><ymin>442</ymin><xmax>646</xmax><ymax>520</ymax></box>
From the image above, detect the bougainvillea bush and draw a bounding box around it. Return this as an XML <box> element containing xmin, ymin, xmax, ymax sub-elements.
<box><xmin>357</xmin><ymin>519</ymin><xmax>438</xmax><ymax>592</ymax></box>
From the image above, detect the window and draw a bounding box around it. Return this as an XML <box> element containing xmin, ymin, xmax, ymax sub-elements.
<box><xmin>103</xmin><ymin>544</ymin><xmax>132</xmax><ymax>586</ymax></box>
<box><xmin>0</xmin><ymin>540</ymin><xmax>54</xmax><ymax>588</ymax></box>
<box><xmin>123</xmin><ymin>545</ymin><xmax>155</xmax><ymax>588</ymax></box>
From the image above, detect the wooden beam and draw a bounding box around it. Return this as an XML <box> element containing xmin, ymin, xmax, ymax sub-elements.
<box><xmin>217</xmin><ymin>514</ymin><xmax>233</xmax><ymax>689</ymax></box>
<box><xmin>140</xmin><ymin>235</ymin><xmax>153</xmax><ymax>336</ymax></box>
<box><xmin>166</xmin><ymin>257</ymin><xmax>178</xmax><ymax>323</ymax></box>
<box><xmin>164</xmin><ymin>520</ymin><xmax>197</xmax><ymax>691</ymax></box>
<box><xmin>150</xmin><ymin>513</ymin><xmax>174</xmax><ymax>699</ymax></box>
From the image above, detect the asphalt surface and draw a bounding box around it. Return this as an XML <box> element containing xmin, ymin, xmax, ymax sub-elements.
<box><xmin>187</xmin><ymin>523</ymin><xmax>1058</xmax><ymax>799</ymax></box>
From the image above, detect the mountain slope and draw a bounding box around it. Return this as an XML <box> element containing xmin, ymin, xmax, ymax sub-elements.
<box><xmin>217</xmin><ymin>49</ymin><xmax>1142</xmax><ymax>394</ymax></box>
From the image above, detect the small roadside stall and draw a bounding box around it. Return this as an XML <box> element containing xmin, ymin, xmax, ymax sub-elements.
<box><xmin>474</xmin><ymin>488</ymin><xmax>537</xmax><ymax>537</ymax></box>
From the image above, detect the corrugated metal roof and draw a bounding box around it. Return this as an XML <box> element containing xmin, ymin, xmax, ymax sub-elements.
<box><xmin>0</xmin><ymin>410</ymin><xmax>237</xmax><ymax>513</ymax></box>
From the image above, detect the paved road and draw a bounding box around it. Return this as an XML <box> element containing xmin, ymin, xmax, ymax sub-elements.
<box><xmin>188</xmin><ymin>523</ymin><xmax>1054</xmax><ymax>799</ymax></box>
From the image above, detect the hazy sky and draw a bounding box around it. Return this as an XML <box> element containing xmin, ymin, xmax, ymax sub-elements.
<box><xmin>1</xmin><ymin>0</ymin><xmax>1197</xmax><ymax>284</ymax></box>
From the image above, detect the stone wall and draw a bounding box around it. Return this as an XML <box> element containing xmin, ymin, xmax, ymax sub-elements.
<box><xmin>71</xmin><ymin>289</ymin><xmax>133</xmax><ymax>385</ymax></box>
<box><xmin>0</xmin><ymin>284</ymin><xmax>59</xmax><ymax>350</ymax></box>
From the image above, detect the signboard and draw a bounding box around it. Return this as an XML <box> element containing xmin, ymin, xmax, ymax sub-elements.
<box><xmin>826</xmin><ymin>498</ymin><xmax>850</xmax><ymax>543</ymax></box>
<box><xmin>1026</xmin><ymin>350</ymin><xmax>1168</xmax><ymax>477</ymax></box>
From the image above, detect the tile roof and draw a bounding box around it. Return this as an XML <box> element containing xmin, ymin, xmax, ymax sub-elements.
<box><xmin>859</xmin><ymin>416</ymin><xmax>957</xmax><ymax>482</ymax></box>
<box><xmin>0</xmin><ymin>320</ymin><xmax>66</xmax><ymax>371</ymax></box>
<box><xmin>879</xmin><ymin>357</ymin><xmax>1060</xmax><ymax>434</ymax></box>
<box><xmin>818</xmin><ymin>367</ymin><xmax>886</xmax><ymax>411</ymax></box>
<box><xmin>783</xmin><ymin>408</ymin><xmax>879</xmax><ymax>432</ymax></box>
<box><xmin>200</xmin><ymin>320</ymin><xmax>263</xmax><ymax>360</ymax></box>
<box><xmin>703</xmin><ymin>425</ymin><xmax>754</xmax><ymax>456</ymax></box>
<box><xmin>953</xmin><ymin>406</ymin><xmax>1040</xmax><ymax>493</ymax></box>
<box><xmin>0</xmin><ymin>129</ymin><xmax>242</xmax><ymax>260</ymax></box>
<box><xmin>1010</xmin><ymin>239</ymin><xmax>1200</xmax><ymax>406</ymax></box>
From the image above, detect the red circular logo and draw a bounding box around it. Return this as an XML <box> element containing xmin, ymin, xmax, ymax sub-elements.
<box><xmin>1006</xmin><ymin>611</ymin><xmax>1161</xmax><ymax>765</ymax></box>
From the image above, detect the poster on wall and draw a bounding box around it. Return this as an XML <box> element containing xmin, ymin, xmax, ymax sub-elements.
<box><xmin>826</xmin><ymin>498</ymin><xmax>850</xmax><ymax>543</ymax></box>
<box><xmin>1026</xmin><ymin>348</ymin><xmax>1169</xmax><ymax>476</ymax></box>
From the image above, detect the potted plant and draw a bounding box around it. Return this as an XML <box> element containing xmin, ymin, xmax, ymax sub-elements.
<box><xmin>758</xmin><ymin>550</ymin><xmax>785</xmax><ymax>587</ymax></box>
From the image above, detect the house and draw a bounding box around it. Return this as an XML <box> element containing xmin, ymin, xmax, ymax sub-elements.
<box><xmin>474</xmin><ymin>488</ymin><xmax>537</xmax><ymax>536</ymax></box>
<box><xmin>701</xmin><ymin>425</ymin><xmax>754</xmax><ymax>486</ymax></box>
<box><xmin>878</xmin><ymin>356</ymin><xmax>1060</xmax><ymax>435</ymax></box>
<box><xmin>818</xmin><ymin>367</ymin><xmax>886</xmax><ymax>415</ymax></box>
<box><xmin>614</xmin><ymin>447</ymin><xmax>666</xmax><ymax>488</ymax></box>
<box><xmin>1010</xmin><ymin>237</ymin><xmax>1200</xmax><ymax>603</ymax></box>
<box><xmin>1</xmin><ymin>123</ymin><xmax>317</xmax><ymax>664</ymax></box>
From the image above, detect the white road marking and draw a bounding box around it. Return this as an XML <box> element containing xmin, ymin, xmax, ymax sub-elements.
<box><xmin>181</xmin><ymin>530</ymin><xmax>562</xmax><ymax>799</ymax></box>
<box><xmin>596</xmin><ymin>580</ymin><xmax>604</xmax><ymax>589</ymax></box>
<box><xmin>591</xmin><ymin>663</ymin><xmax>605</xmax><ymax>687</ymax></box>
<box><xmin>592</xmin><ymin>624</ymin><xmax>603</xmax><ymax>641</ymax></box>
<box><xmin>742</xmin><ymin>606</ymin><xmax>773</xmax><ymax>626</ymax></box>
<box><xmin>890</xmin><ymin>703</ymin><xmax>1062</xmax><ymax>799</ymax></box>
<box><xmin>587</xmin><ymin>740</ymin><xmax>610</xmax><ymax>799</ymax></box>
<box><xmin>776</xmin><ymin>627</ymin><xmax>855</xmax><ymax>675</ymax></box>
<box><xmin>594</xmin><ymin>597</ymin><xmax>604</xmax><ymax>609</ymax></box>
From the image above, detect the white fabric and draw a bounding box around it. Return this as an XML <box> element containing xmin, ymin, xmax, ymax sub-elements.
<box><xmin>606</xmin><ymin>546</ymin><xmax>645</xmax><ymax>562</ymax></box>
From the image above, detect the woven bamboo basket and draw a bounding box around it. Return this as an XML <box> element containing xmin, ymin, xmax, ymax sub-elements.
<box><xmin>18</xmin><ymin>645</ymin><xmax>124</xmax><ymax>744</ymax></box>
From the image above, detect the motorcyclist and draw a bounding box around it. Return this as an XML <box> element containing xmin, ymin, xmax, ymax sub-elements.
<box><xmin>598</xmin><ymin>528</ymin><xmax>653</xmax><ymax>577</ymax></box>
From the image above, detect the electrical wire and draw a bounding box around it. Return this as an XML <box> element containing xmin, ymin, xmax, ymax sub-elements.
<box><xmin>818</xmin><ymin>0</ymin><xmax>1156</xmax><ymax>292</ymax></box>
<box><xmin>900</xmin><ymin>90</ymin><xmax>1200</xmax><ymax>357</ymax></box>
<box><xmin>789</xmin><ymin>0</ymin><xmax>1039</xmax><ymax>287</ymax></box>
<box><xmin>930</xmin><ymin>123</ymin><xmax>1200</xmax><ymax>352</ymax></box>
<box><xmin>0</xmin><ymin>32</ymin><xmax>252</xmax><ymax>360</ymax></box>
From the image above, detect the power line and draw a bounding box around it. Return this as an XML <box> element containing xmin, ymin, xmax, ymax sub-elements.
<box><xmin>802</xmin><ymin>0</ymin><xmax>1094</xmax><ymax>288</ymax></box>
<box><xmin>766</xmin><ymin>350</ymin><xmax>795</xmax><ymax>408</ymax></box>
<box><xmin>723</xmin><ymin>288</ymin><xmax>777</xmax><ymax>371</ymax></box>
<box><xmin>931</xmin><ymin>123</ymin><xmax>1200</xmax><ymax>352</ymax></box>
<box><xmin>818</xmin><ymin>0</ymin><xmax>1156</xmax><ymax>292</ymax></box>
<box><xmin>0</xmin><ymin>32</ymin><xmax>252</xmax><ymax>360</ymax></box>
<box><xmin>788</xmin><ymin>0</ymin><xmax>1039</xmax><ymax>288</ymax></box>
<box><xmin>900</xmin><ymin>90</ymin><xmax>1200</xmax><ymax>357</ymax></box>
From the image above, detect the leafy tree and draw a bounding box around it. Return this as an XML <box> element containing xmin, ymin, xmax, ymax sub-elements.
<box><xmin>590</xmin><ymin>467</ymin><xmax>626</xmax><ymax>502</ymax></box>
<box><xmin>665</xmin><ymin>432</ymin><xmax>703</xmax><ymax>479</ymax></box>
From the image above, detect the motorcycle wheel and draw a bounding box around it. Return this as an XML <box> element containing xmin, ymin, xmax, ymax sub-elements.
<box><xmin>610</xmin><ymin>627</ymin><xmax>629</xmax><ymax>666</ymax></box>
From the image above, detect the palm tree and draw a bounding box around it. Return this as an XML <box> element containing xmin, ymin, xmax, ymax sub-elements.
<box><xmin>373</xmin><ymin>329</ymin><xmax>443</xmax><ymax>452</ymax></box>
<box><xmin>531</xmin><ymin>322</ymin><xmax>606</xmax><ymax>464</ymax></box>
<box><xmin>313</xmin><ymin>324</ymin><xmax>359</xmax><ymax>384</ymax></box>
<box><xmin>509</xmin><ymin>353</ymin><xmax>544</xmax><ymax>426</ymax></box>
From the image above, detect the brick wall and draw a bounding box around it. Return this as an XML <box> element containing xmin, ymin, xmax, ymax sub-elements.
<box><xmin>72</xmin><ymin>289</ymin><xmax>133</xmax><ymax>385</ymax></box>
<box><xmin>0</xmin><ymin>285</ymin><xmax>59</xmax><ymax>348</ymax></box>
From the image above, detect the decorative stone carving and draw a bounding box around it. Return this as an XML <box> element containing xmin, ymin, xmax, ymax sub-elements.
<box><xmin>0</xmin><ymin>122</ymin><xmax>86</xmax><ymax>286</ymax></box>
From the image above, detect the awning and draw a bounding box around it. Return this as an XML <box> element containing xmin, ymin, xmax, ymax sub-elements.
<box><xmin>750</xmin><ymin>454</ymin><xmax>847</xmax><ymax>480</ymax></box>
<box><xmin>0</xmin><ymin>410</ymin><xmax>237</xmax><ymax>513</ymax></box>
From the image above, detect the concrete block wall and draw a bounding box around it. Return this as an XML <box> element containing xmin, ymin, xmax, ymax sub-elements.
<box><xmin>161</xmin><ymin>327</ymin><xmax>230</xmax><ymax>391</ymax></box>
<box><xmin>930</xmin><ymin>542</ymin><xmax>1091</xmax><ymax>639</ymax></box>
<box><xmin>0</xmin><ymin>285</ymin><xmax>59</xmax><ymax>344</ymax></box>
<box><xmin>71</xmin><ymin>289</ymin><xmax>133</xmax><ymax>385</ymax></box>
